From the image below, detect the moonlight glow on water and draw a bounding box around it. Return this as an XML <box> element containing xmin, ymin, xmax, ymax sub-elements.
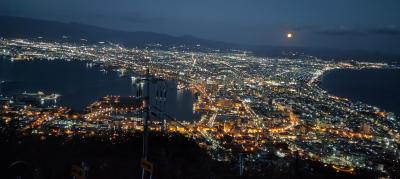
<box><xmin>0</xmin><ymin>57</ymin><xmax>201</xmax><ymax>121</ymax></box>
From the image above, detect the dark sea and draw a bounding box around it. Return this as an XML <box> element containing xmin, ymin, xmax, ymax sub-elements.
<box><xmin>320</xmin><ymin>68</ymin><xmax>400</xmax><ymax>115</ymax></box>
<box><xmin>0</xmin><ymin>57</ymin><xmax>201</xmax><ymax>121</ymax></box>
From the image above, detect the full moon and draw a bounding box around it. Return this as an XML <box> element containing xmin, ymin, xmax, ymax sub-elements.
<box><xmin>287</xmin><ymin>33</ymin><xmax>293</xmax><ymax>38</ymax></box>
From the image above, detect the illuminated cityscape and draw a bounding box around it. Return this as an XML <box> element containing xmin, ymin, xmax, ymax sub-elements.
<box><xmin>1</xmin><ymin>38</ymin><xmax>399</xmax><ymax>178</ymax></box>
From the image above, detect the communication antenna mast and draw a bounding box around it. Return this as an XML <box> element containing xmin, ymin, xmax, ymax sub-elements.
<box><xmin>139</xmin><ymin>68</ymin><xmax>203</xmax><ymax>178</ymax></box>
<box><xmin>239</xmin><ymin>153</ymin><xmax>244</xmax><ymax>176</ymax></box>
<box><xmin>141</xmin><ymin>68</ymin><xmax>152</xmax><ymax>179</ymax></box>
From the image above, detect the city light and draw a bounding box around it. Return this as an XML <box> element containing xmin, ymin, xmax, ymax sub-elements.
<box><xmin>0</xmin><ymin>38</ymin><xmax>399</xmax><ymax>178</ymax></box>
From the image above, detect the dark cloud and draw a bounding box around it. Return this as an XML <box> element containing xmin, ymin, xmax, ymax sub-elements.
<box><xmin>371</xmin><ymin>26</ymin><xmax>400</xmax><ymax>35</ymax></box>
<box><xmin>317</xmin><ymin>26</ymin><xmax>365</xmax><ymax>36</ymax></box>
<box><xmin>316</xmin><ymin>25</ymin><xmax>400</xmax><ymax>37</ymax></box>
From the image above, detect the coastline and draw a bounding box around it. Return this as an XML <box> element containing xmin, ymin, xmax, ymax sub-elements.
<box><xmin>317</xmin><ymin>67</ymin><xmax>400</xmax><ymax>115</ymax></box>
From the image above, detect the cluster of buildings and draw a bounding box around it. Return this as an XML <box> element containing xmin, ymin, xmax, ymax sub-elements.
<box><xmin>1</xmin><ymin>38</ymin><xmax>400</xmax><ymax>177</ymax></box>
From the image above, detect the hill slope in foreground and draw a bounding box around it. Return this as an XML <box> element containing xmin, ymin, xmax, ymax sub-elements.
<box><xmin>0</xmin><ymin>130</ymin><xmax>373</xmax><ymax>179</ymax></box>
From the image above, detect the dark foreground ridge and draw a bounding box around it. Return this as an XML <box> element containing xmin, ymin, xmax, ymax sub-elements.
<box><xmin>0</xmin><ymin>129</ymin><xmax>378</xmax><ymax>179</ymax></box>
<box><xmin>2</xmin><ymin>132</ymin><xmax>226</xmax><ymax>179</ymax></box>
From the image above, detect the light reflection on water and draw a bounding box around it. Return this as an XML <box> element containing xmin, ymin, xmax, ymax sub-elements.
<box><xmin>0</xmin><ymin>57</ymin><xmax>201</xmax><ymax>121</ymax></box>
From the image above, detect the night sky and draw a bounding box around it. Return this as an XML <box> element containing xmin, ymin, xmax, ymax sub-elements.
<box><xmin>1</xmin><ymin>0</ymin><xmax>400</xmax><ymax>53</ymax></box>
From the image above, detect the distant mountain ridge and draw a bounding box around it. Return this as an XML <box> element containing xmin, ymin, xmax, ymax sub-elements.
<box><xmin>0</xmin><ymin>16</ymin><xmax>399</xmax><ymax>62</ymax></box>
<box><xmin>0</xmin><ymin>16</ymin><xmax>233</xmax><ymax>49</ymax></box>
